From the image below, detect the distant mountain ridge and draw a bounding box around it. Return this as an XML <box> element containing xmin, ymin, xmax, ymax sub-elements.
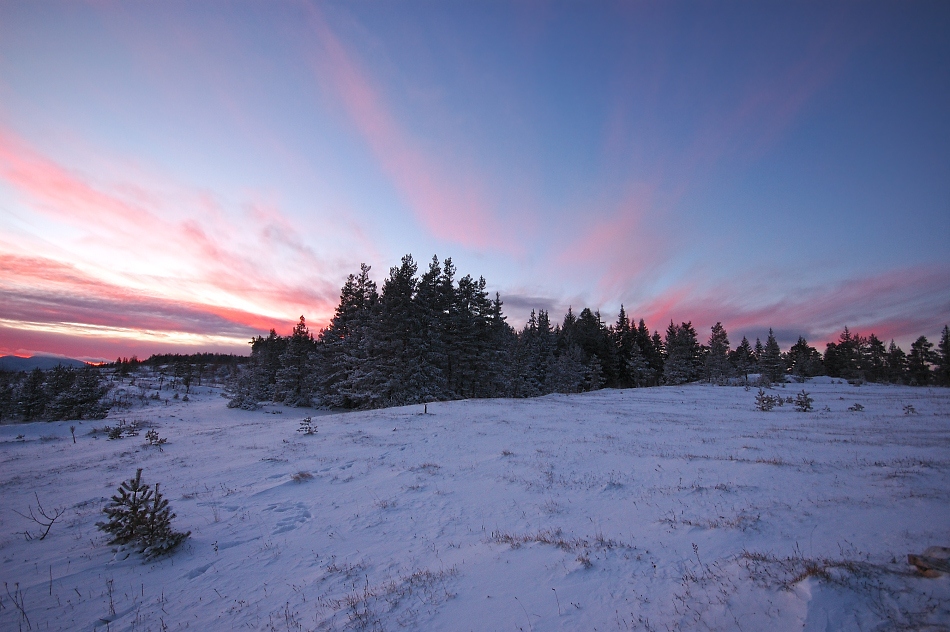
<box><xmin>0</xmin><ymin>355</ymin><xmax>89</xmax><ymax>371</ymax></box>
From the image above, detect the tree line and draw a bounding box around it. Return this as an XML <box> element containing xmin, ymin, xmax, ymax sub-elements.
<box><xmin>0</xmin><ymin>353</ymin><xmax>244</xmax><ymax>423</ymax></box>
<box><xmin>0</xmin><ymin>366</ymin><xmax>110</xmax><ymax>423</ymax></box>
<box><xmin>228</xmin><ymin>254</ymin><xmax>950</xmax><ymax>410</ymax></box>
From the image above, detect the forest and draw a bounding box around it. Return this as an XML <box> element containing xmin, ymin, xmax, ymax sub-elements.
<box><xmin>1</xmin><ymin>254</ymin><xmax>947</xmax><ymax>421</ymax></box>
<box><xmin>226</xmin><ymin>254</ymin><xmax>950</xmax><ymax>410</ymax></box>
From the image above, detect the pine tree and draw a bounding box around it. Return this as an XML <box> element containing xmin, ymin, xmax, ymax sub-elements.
<box><xmin>274</xmin><ymin>316</ymin><xmax>317</xmax><ymax>406</ymax></box>
<box><xmin>831</xmin><ymin>327</ymin><xmax>859</xmax><ymax>379</ymax></box>
<box><xmin>43</xmin><ymin>365</ymin><xmax>77</xmax><ymax>419</ymax></box>
<box><xmin>228</xmin><ymin>329</ymin><xmax>287</xmax><ymax>409</ymax></box>
<box><xmin>414</xmin><ymin>256</ymin><xmax>450</xmax><ymax>397</ymax></box>
<box><xmin>98</xmin><ymin>469</ymin><xmax>151</xmax><ymax>546</ymax></box>
<box><xmin>625</xmin><ymin>340</ymin><xmax>655</xmax><ymax>387</ymax></box>
<box><xmin>864</xmin><ymin>334</ymin><xmax>887</xmax><ymax>383</ymax></box>
<box><xmin>935</xmin><ymin>325</ymin><xmax>950</xmax><ymax>387</ymax></box>
<box><xmin>137</xmin><ymin>482</ymin><xmax>190</xmax><ymax>558</ymax></box>
<box><xmin>97</xmin><ymin>469</ymin><xmax>189</xmax><ymax>559</ymax></box>
<box><xmin>885</xmin><ymin>340</ymin><xmax>908</xmax><ymax>383</ymax></box>
<box><xmin>647</xmin><ymin>328</ymin><xmax>664</xmax><ymax>383</ymax></box>
<box><xmin>484</xmin><ymin>292</ymin><xmax>514</xmax><ymax>397</ymax></box>
<box><xmin>730</xmin><ymin>336</ymin><xmax>754</xmax><ymax>381</ymax></box>
<box><xmin>571</xmin><ymin>308</ymin><xmax>614</xmax><ymax>389</ymax></box>
<box><xmin>705</xmin><ymin>322</ymin><xmax>731</xmax><ymax>383</ymax></box>
<box><xmin>907</xmin><ymin>336</ymin><xmax>935</xmax><ymax>385</ymax></box>
<box><xmin>325</xmin><ymin>263</ymin><xmax>380</xmax><ymax>408</ymax></box>
<box><xmin>612</xmin><ymin>306</ymin><xmax>634</xmax><ymax>387</ymax></box>
<box><xmin>759</xmin><ymin>329</ymin><xmax>784</xmax><ymax>383</ymax></box>
<box><xmin>663</xmin><ymin>321</ymin><xmax>685</xmax><ymax>384</ymax></box>
<box><xmin>19</xmin><ymin>368</ymin><xmax>47</xmax><ymax>421</ymax></box>
<box><xmin>787</xmin><ymin>337</ymin><xmax>822</xmax><ymax>382</ymax></box>
<box><xmin>548</xmin><ymin>344</ymin><xmax>586</xmax><ymax>393</ymax></box>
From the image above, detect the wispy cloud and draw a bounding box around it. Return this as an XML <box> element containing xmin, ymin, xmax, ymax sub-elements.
<box><xmin>302</xmin><ymin>5</ymin><xmax>521</xmax><ymax>254</ymax></box>
<box><xmin>0</xmin><ymin>129</ymin><xmax>343</xmax><ymax>354</ymax></box>
<box><xmin>631</xmin><ymin>264</ymin><xmax>950</xmax><ymax>346</ymax></box>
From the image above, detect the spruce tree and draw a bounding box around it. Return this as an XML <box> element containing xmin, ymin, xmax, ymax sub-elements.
<box><xmin>663</xmin><ymin>321</ymin><xmax>701</xmax><ymax>385</ymax></box>
<box><xmin>935</xmin><ymin>325</ymin><xmax>950</xmax><ymax>387</ymax></box>
<box><xmin>98</xmin><ymin>468</ymin><xmax>151</xmax><ymax>546</ymax></box>
<box><xmin>98</xmin><ymin>469</ymin><xmax>189</xmax><ymax>559</ymax></box>
<box><xmin>907</xmin><ymin>336</ymin><xmax>935</xmax><ymax>385</ymax></box>
<box><xmin>864</xmin><ymin>334</ymin><xmax>887</xmax><ymax>383</ymax></box>
<box><xmin>885</xmin><ymin>340</ymin><xmax>908</xmax><ymax>383</ymax></box>
<box><xmin>20</xmin><ymin>368</ymin><xmax>47</xmax><ymax>421</ymax></box>
<box><xmin>787</xmin><ymin>337</ymin><xmax>822</xmax><ymax>382</ymax></box>
<box><xmin>730</xmin><ymin>336</ymin><xmax>755</xmax><ymax>381</ymax></box>
<box><xmin>759</xmin><ymin>329</ymin><xmax>784</xmax><ymax>383</ymax></box>
<box><xmin>275</xmin><ymin>316</ymin><xmax>316</xmax><ymax>406</ymax></box>
<box><xmin>612</xmin><ymin>306</ymin><xmax>635</xmax><ymax>387</ymax></box>
<box><xmin>705</xmin><ymin>322</ymin><xmax>731</xmax><ymax>383</ymax></box>
<box><xmin>548</xmin><ymin>344</ymin><xmax>586</xmax><ymax>393</ymax></box>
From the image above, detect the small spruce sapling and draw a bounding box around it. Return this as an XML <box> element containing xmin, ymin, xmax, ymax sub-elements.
<box><xmin>297</xmin><ymin>416</ymin><xmax>316</xmax><ymax>435</ymax></box>
<box><xmin>145</xmin><ymin>429</ymin><xmax>167</xmax><ymax>448</ymax></box>
<box><xmin>794</xmin><ymin>390</ymin><xmax>813</xmax><ymax>412</ymax></box>
<box><xmin>97</xmin><ymin>469</ymin><xmax>189</xmax><ymax>559</ymax></box>
<box><xmin>755</xmin><ymin>388</ymin><xmax>775</xmax><ymax>411</ymax></box>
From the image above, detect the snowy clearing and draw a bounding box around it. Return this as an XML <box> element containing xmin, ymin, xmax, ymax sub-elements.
<box><xmin>1</xmin><ymin>381</ymin><xmax>948</xmax><ymax>631</ymax></box>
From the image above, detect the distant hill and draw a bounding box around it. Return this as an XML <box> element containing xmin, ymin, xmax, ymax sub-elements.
<box><xmin>0</xmin><ymin>355</ymin><xmax>89</xmax><ymax>371</ymax></box>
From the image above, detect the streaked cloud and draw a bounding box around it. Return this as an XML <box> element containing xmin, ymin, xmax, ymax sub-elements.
<box><xmin>0</xmin><ymin>129</ymin><xmax>343</xmax><ymax>355</ymax></box>
<box><xmin>630</xmin><ymin>264</ymin><xmax>950</xmax><ymax>347</ymax></box>
<box><xmin>303</xmin><ymin>5</ymin><xmax>521</xmax><ymax>254</ymax></box>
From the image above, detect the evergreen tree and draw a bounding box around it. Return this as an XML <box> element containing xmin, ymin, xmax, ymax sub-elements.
<box><xmin>69</xmin><ymin>367</ymin><xmax>110</xmax><ymax>419</ymax></box>
<box><xmin>228</xmin><ymin>329</ymin><xmax>286</xmax><ymax>409</ymax></box>
<box><xmin>323</xmin><ymin>263</ymin><xmax>380</xmax><ymax>408</ymax></box>
<box><xmin>573</xmin><ymin>308</ymin><xmax>615</xmax><ymax>389</ymax></box>
<box><xmin>827</xmin><ymin>327</ymin><xmax>859</xmax><ymax>379</ymax></box>
<box><xmin>663</xmin><ymin>321</ymin><xmax>701</xmax><ymax>385</ymax></box>
<box><xmin>636</xmin><ymin>320</ymin><xmax>662</xmax><ymax>386</ymax></box>
<box><xmin>274</xmin><ymin>316</ymin><xmax>316</xmax><ymax>406</ymax></box>
<box><xmin>43</xmin><ymin>365</ymin><xmax>77</xmax><ymax>420</ymax></box>
<box><xmin>730</xmin><ymin>336</ymin><xmax>755</xmax><ymax>381</ymax></box>
<box><xmin>370</xmin><ymin>254</ymin><xmax>422</xmax><ymax>406</ymax></box>
<box><xmin>0</xmin><ymin>371</ymin><xmax>15</xmax><ymax>423</ymax></box>
<box><xmin>759</xmin><ymin>328</ymin><xmax>784</xmax><ymax>383</ymax></box>
<box><xmin>414</xmin><ymin>256</ymin><xmax>451</xmax><ymax>396</ymax></box>
<box><xmin>19</xmin><ymin>368</ymin><xmax>47</xmax><ymax>421</ymax></box>
<box><xmin>548</xmin><ymin>344</ymin><xmax>585</xmax><ymax>393</ymax></box>
<box><xmin>484</xmin><ymin>292</ymin><xmax>514</xmax><ymax>397</ymax></box>
<box><xmin>705</xmin><ymin>322</ymin><xmax>731</xmax><ymax>383</ymax></box>
<box><xmin>864</xmin><ymin>334</ymin><xmax>887</xmax><ymax>383</ymax></box>
<box><xmin>98</xmin><ymin>468</ymin><xmax>150</xmax><ymax>546</ymax></box>
<box><xmin>97</xmin><ymin>469</ymin><xmax>189</xmax><ymax>559</ymax></box>
<box><xmin>935</xmin><ymin>325</ymin><xmax>950</xmax><ymax>387</ymax></box>
<box><xmin>612</xmin><ymin>305</ymin><xmax>634</xmax><ymax>387</ymax></box>
<box><xmin>650</xmin><ymin>329</ymin><xmax>665</xmax><ymax>382</ymax></box>
<box><xmin>787</xmin><ymin>337</ymin><xmax>823</xmax><ymax>382</ymax></box>
<box><xmin>624</xmin><ymin>342</ymin><xmax>655</xmax><ymax>387</ymax></box>
<box><xmin>885</xmin><ymin>340</ymin><xmax>908</xmax><ymax>383</ymax></box>
<box><xmin>907</xmin><ymin>336</ymin><xmax>935</xmax><ymax>385</ymax></box>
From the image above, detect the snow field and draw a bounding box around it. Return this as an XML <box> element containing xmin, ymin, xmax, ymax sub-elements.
<box><xmin>0</xmin><ymin>381</ymin><xmax>948</xmax><ymax>630</ymax></box>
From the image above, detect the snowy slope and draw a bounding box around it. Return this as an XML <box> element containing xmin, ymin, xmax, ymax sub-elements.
<box><xmin>1</xmin><ymin>381</ymin><xmax>948</xmax><ymax>631</ymax></box>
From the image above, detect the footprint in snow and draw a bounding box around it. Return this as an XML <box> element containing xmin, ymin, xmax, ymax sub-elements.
<box><xmin>268</xmin><ymin>501</ymin><xmax>312</xmax><ymax>535</ymax></box>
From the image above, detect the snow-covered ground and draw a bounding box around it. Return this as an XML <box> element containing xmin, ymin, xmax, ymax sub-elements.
<box><xmin>1</xmin><ymin>380</ymin><xmax>948</xmax><ymax>631</ymax></box>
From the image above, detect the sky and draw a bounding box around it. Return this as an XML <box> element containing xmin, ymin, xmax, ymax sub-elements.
<box><xmin>0</xmin><ymin>1</ymin><xmax>948</xmax><ymax>362</ymax></box>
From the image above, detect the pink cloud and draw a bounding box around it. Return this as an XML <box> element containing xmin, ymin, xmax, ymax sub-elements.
<box><xmin>302</xmin><ymin>6</ymin><xmax>520</xmax><ymax>254</ymax></box>
<box><xmin>626</xmin><ymin>264</ymin><xmax>950</xmax><ymax>347</ymax></box>
<box><xmin>0</xmin><ymin>129</ymin><xmax>344</xmax><ymax>356</ymax></box>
